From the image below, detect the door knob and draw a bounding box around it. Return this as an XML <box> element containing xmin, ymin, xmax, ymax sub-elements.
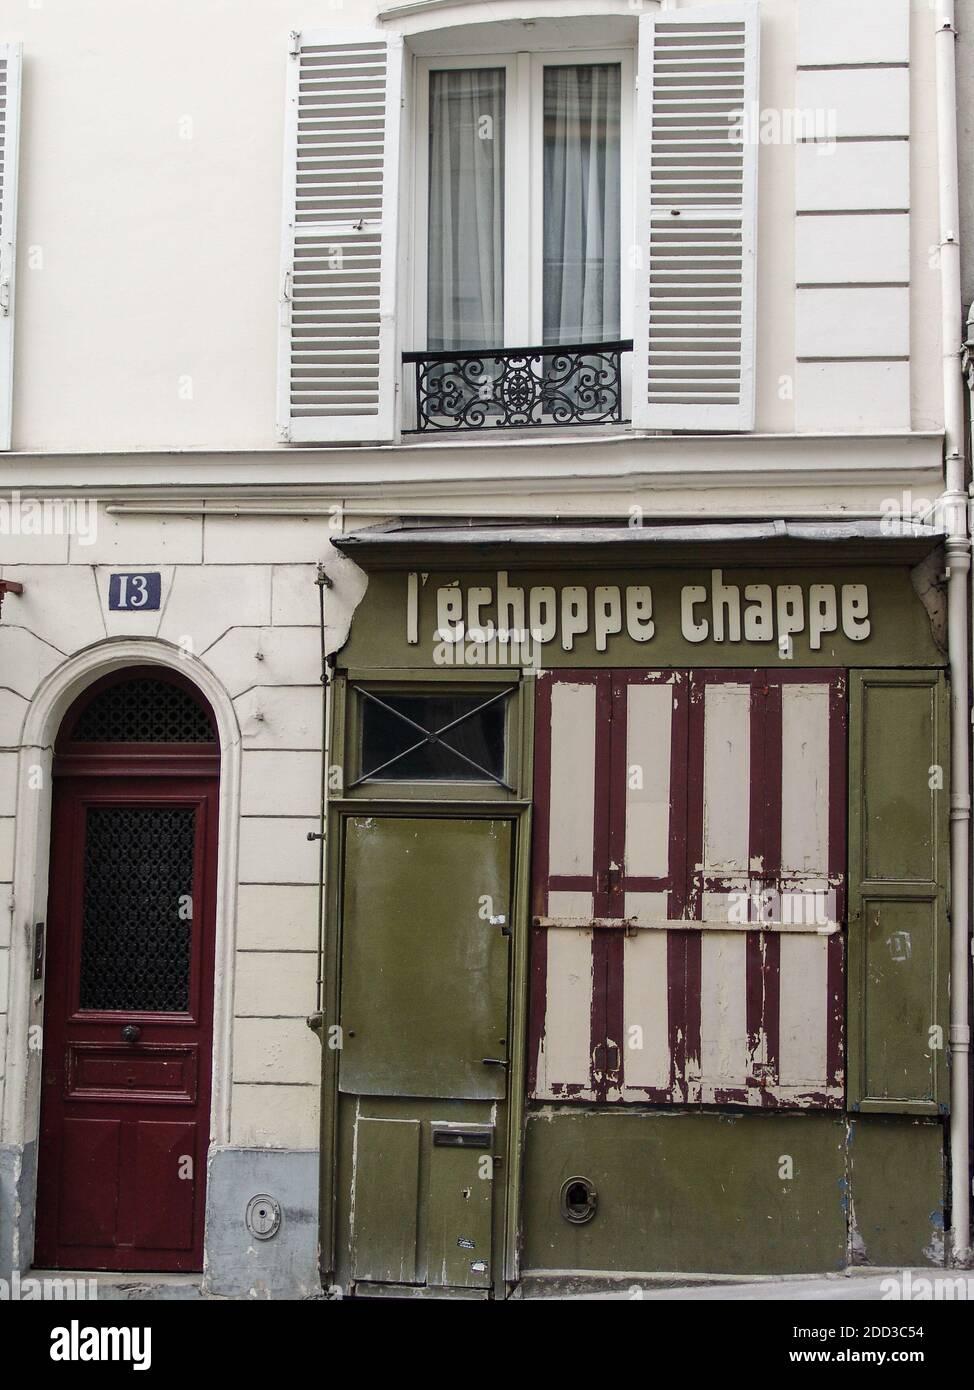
<box><xmin>121</xmin><ymin>1024</ymin><xmax>141</xmax><ymax>1044</ymax></box>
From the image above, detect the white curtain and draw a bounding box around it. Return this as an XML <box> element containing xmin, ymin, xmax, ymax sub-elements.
<box><xmin>543</xmin><ymin>64</ymin><xmax>621</xmax><ymax>346</ymax></box>
<box><xmin>427</xmin><ymin>68</ymin><xmax>505</xmax><ymax>350</ymax></box>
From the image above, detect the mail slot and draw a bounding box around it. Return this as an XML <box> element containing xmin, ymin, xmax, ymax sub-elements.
<box><xmin>433</xmin><ymin>1129</ymin><xmax>492</xmax><ymax>1149</ymax></box>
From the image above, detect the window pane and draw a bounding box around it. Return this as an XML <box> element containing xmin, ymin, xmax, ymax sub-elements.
<box><xmin>543</xmin><ymin>64</ymin><xmax>621</xmax><ymax>345</ymax></box>
<box><xmin>427</xmin><ymin>68</ymin><xmax>505</xmax><ymax>350</ymax></box>
<box><xmin>361</xmin><ymin>694</ymin><xmax>506</xmax><ymax>782</ymax></box>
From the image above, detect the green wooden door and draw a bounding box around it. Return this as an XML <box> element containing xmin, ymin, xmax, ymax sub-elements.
<box><xmin>337</xmin><ymin>815</ymin><xmax>513</xmax><ymax>1294</ymax></box>
<box><xmin>340</xmin><ymin>816</ymin><xmax>512</xmax><ymax>1099</ymax></box>
<box><xmin>847</xmin><ymin>671</ymin><xmax>949</xmax><ymax>1113</ymax></box>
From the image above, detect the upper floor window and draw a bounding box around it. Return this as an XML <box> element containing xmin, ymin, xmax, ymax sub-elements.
<box><xmin>407</xmin><ymin>50</ymin><xmax>631</xmax><ymax>430</ymax></box>
<box><xmin>420</xmin><ymin>56</ymin><xmax>625</xmax><ymax>352</ymax></box>
<box><xmin>279</xmin><ymin>8</ymin><xmax>759</xmax><ymax>445</ymax></box>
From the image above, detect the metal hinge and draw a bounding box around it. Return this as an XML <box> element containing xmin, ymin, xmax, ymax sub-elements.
<box><xmin>0</xmin><ymin>278</ymin><xmax>10</xmax><ymax>317</ymax></box>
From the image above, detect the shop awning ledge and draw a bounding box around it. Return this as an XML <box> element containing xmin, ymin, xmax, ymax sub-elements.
<box><xmin>332</xmin><ymin>518</ymin><xmax>945</xmax><ymax>570</ymax></box>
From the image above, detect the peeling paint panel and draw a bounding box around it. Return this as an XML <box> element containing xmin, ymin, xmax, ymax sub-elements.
<box><xmin>699</xmin><ymin>932</ymin><xmax>749</xmax><ymax>1095</ymax></box>
<box><xmin>622</xmin><ymin>896</ymin><xmax>670</xmax><ymax>1092</ymax></box>
<box><xmin>548</xmin><ymin>683</ymin><xmax>596</xmax><ymax>877</ymax></box>
<box><xmin>778</xmin><ymin>934</ymin><xmax>829</xmax><ymax>1086</ymax></box>
<box><xmin>702</xmin><ymin>683</ymin><xmax>751</xmax><ymax>873</ymax></box>
<box><xmin>537</xmin><ymin>894</ymin><xmax>595</xmax><ymax>1099</ymax></box>
<box><xmin>531</xmin><ymin>669</ymin><xmax>845</xmax><ymax>1111</ymax></box>
<box><xmin>624</xmin><ymin>683</ymin><xmax>671</xmax><ymax>877</ymax></box>
<box><xmin>781</xmin><ymin>684</ymin><xmax>830</xmax><ymax>874</ymax></box>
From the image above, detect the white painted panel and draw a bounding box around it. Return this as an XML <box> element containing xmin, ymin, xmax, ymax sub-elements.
<box><xmin>699</xmin><ymin>931</ymin><xmax>748</xmax><ymax>1088</ymax></box>
<box><xmin>702</xmin><ymin>683</ymin><xmax>750</xmax><ymax>872</ymax></box>
<box><xmin>623</xmin><ymin>911</ymin><xmax>670</xmax><ymax>1091</ymax></box>
<box><xmin>797</xmin><ymin>0</ymin><xmax>909</xmax><ymax>66</ymax></box>
<box><xmin>796</xmin><ymin>214</ymin><xmax>909</xmax><ymax>285</ymax></box>
<box><xmin>796</xmin><ymin>287</ymin><xmax>909</xmax><ymax>358</ymax></box>
<box><xmin>702</xmin><ymin>882</ymin><xmax>750</xmax><ymax>923</ymax></box>
<box><xmin>625</xmin><ymin>684</ymin><xmax>671</xmax><ymax>878</ymax></box>
<box><xmin>796</xmin><ymin>69</ymin><xmax>909</xmax><ymax>138</ymax></box>
<box><xmin>795</xmin><ymin>360</ymin><xmax>910</xmax><ymax>431</ymax></box>
<box><xmin>781</xmin><ymin>684</ymin><xmax>830</xmax><ymax>875</ymax></box>
<box><xmin>548</xmin><ymin>683</ymin><xmax>596</xmax><ymax>877</ymax></box>
<box><xmin>796</xmin><ymin>141</ymin><xmax>909</xmax><ymax>212</ymax></box>
<box><xmin>778</xmin><ymin>934</ymin><xmax>829</xmax><ymax>1085</ymax></box>
<box><xmin>779</xmin><ymin>885</ymin><xmax>833</xmax><ymax>930</ymax></box>
<box><xmin>537</xmin><ymin>889</ymin><xmax>594</xmax><ymax>1094</ymax></box>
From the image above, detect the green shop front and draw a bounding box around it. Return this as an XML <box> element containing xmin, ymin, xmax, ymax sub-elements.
<box><xmin>319</xmin><ymin>521</ymin><xmax>951</xmax><ymax>1297</ymax></box>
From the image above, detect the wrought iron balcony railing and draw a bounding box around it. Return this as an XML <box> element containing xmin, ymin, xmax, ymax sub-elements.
<box><xmin>403</xmin><ymin>339</ymin><xmax>633</xmax><ymax>432</ymax></box>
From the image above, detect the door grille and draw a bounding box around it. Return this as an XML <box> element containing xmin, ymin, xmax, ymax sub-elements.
<box><xmin>79</xmin><ymin>806</ymin><xmax>197</xmax><ymax>1013</ymax></box>
<box><xmin>70</xmin><ymin>678</ymin><xmax>215</xmax><ymax>744</ymax></box>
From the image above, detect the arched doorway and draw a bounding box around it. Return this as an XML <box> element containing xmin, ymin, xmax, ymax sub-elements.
<box><xmin>34</xmin><ymin>667</ymin><xmax>220</xmax><ymax>1272</ymax></box>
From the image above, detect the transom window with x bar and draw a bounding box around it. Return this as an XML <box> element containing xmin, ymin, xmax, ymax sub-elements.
<box><xmin>353</xmin><ymin>687</ymin><xmax>514</xmax><ymax>789</ymax></box>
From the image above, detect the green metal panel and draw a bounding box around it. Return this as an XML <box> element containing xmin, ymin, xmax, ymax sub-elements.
<box><xmin>339</xmin><ymin>816</ymin><xmax>512</xmax><ymax>1099</ymax></box>
<box><xmin>520</xmin><ymin>1109</ymin><xmax>946</xmax><ymax>1276</ymax></box>
<box><xmin>521</xmin><ymin>1110</ymin><xmax>848</xmax><ymax>1275</ymax></box>
<box><xmin>847</xmin><ymin>671</ymin><xmax>949</xmax><ymax>1114</ymax></box>
<box><xmin>847</xmin><ymin>1117</ymin><xmax>946</xmax><ymax>1267</ymax></box>
<box><xmin>352</xmin><ymin>1117</ymin><xmax>422</xmax><ymax>1284</ymax></box>
<box><xmin>427</xmin><ymin>1125</ymin><xmax>494</xmax><ymax>1288</ymax></box>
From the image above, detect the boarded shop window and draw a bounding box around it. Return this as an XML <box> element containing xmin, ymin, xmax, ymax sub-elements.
<box><xmin>529</xmin><ymin>669</ymin><xmax>846</xmax><ymax>1108</ymax></box>
<box><xmin>357</xmin><ymin>688</ymin><xmax>510</xmax><ymax>785</ymax></box>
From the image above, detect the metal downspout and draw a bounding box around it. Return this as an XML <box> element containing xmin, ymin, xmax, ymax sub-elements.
<box><xmin>936</xmin><ymin>0</ymin><xmax>971</xmax><ymax>1267</ymax></box>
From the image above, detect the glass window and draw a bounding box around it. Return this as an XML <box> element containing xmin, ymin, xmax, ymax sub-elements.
<box><xmin>360</xmin><ymin>691</ymin><xmax>508</xmax><ymax>782</ymax></box>
<box><xmin>543</xmin><ymin>63</ymin><xmax>621</xmax><ymax>346</ymax></box>
<box><xmin>427</xmin><ymin>68</ymin><xmax>506</xmax><ymax>350</ymax></box>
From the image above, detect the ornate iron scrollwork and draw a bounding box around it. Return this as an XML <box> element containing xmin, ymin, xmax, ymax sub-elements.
<box><xmin>403</xmin><ymin>340</ymin><xmax>632</xmax><ymax>432</ymax></box>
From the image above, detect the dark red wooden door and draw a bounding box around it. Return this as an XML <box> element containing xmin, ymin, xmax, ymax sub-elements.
<box><xmin>35</xmin><ymin>768</ymin><xmax>218</xmax><ymax>1272</ymax></box>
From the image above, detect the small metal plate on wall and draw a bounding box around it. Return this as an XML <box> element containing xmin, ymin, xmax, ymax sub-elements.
<box><xmin>433</xmin><ymin>1129</ymin><xmax>492</xmax><ymax>1149</ymax></box>
<box><xmin>246</xmin><ymin>1195</ymin><xmax>282</xmax><ymax>1240</ymax></box>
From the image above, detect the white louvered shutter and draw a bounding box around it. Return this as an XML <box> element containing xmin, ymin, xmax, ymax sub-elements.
<box><xmin>0</xmin><ymin>42</ymin><xmax>22</xmax><ymax>451</ymax></box>
<box><xmin>278</xmin><ymin>30</ymin><xmax>403</xmax><ymax>444</ymax></box>
<box><xmin>632</xmin><ymin>4</ymin><xmax>759</xmax><ymax>431</ymax></box>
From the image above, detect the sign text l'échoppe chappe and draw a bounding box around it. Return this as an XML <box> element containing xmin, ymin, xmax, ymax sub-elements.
<box><xmin>405</xmin><ymin>570</ymin><xmax>871</xmax><ymax>653</ymax></box>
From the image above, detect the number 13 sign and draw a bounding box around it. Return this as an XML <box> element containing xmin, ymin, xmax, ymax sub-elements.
<box><xmin>108</xmin><ymin>572</ymin><xmax>162</xmax><ymax>611</ymax></box>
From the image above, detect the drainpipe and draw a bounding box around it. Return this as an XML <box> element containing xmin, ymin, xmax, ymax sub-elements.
<box><xmin>307</xmin><ymin>561</ymin><xmax>333</xmax><ymax>1035</ymax></box>
<box><xmin>935</xmin><ymin>0</ymin><xmax>971</xmax><ymax>1267</ymax></box>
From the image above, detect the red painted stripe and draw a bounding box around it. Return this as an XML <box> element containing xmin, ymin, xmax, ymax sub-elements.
<box><xmin>761</xmin><ymin>675</ymin><xmax>783</xmax><ymax>1082</ymax></box>
<box><xmin>746</xmin><ymin>675</ymin><xmax>767</xmax><ymax>1074</ymax></box>
<box><xmin>678</xmin><ymin>673</ymin><xmax>707</xmax><ymax>1100</ymax></box>
<box><xmin>590</xmin><ymin>672</ymin><xmax>614</xmax><ymax>1098</ymax></box>
<box><xmin>526</xmin><ymin>673</ymin><xmax>553</xmax><ymax>1096</ymax></box>
<box><xmin>827</xmin><ymin>671</ymin><xmax>848</xmax><ymax>1087</ymax></box>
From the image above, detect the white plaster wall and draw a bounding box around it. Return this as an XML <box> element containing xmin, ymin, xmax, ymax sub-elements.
<box><xmin>0</xmin><ymin>518</ymin><xmax>366</xmax><ymax>1152</ymax></box>
<box><xmin>0</xmin><ymin>0</ymin><xmax>945</xmax><ymax>450</ymax></box>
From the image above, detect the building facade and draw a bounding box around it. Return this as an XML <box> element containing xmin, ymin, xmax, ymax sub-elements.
<box><xmin>0</xmin><ymin>0</ymin><xmax>970</xmax><ymax>1298</ymax></box>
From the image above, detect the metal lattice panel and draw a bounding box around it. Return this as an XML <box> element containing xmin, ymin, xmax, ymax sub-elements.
<box><xmin>79</xmin><ymin>807</ymin><xmax>196</xmax><ymax>1013</ymax></box>
<box><xmin>70</xmin><ymin>678</ymin><xmax>215</xmax><ymax>743</ymax></box>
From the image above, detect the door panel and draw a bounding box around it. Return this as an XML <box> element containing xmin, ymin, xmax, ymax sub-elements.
<box><xmin>35</xmin><ymin>773</ymin><xmax>217</xmax><ymax>1272</ymax></box>
<box><xmin>351</xmin><ymin>1117</ymin><xmax>422</xmax><ymax>1284</ymax></box>
<box><xmin>340</xmin><ymin>817</ymin><xmax>511</xmax><ymax>1100</ymax></box>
